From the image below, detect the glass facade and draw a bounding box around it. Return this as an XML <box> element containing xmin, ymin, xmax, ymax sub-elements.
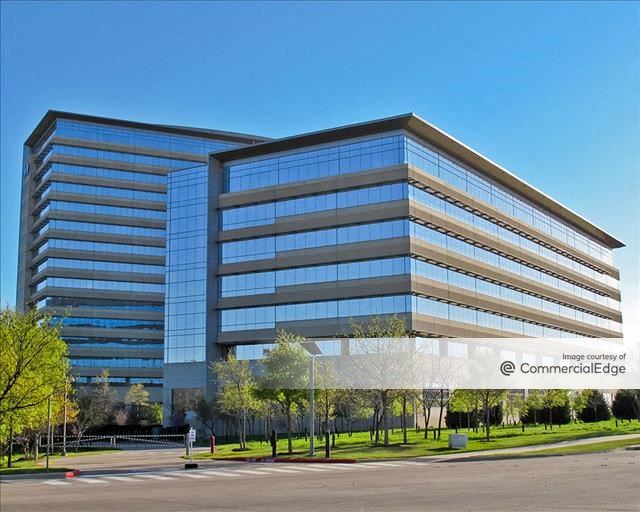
<box><xmin>214</xmin><ymin>126</ymin><xmax>621</xmax><ymax>355</ymax></box>
<box><xmin>221</xmin><ymin>182</ymin><xmax>406</xmax><ymax>230</ymax></box>
<box><xmin>21</xmin><ymin>115</ymin><xmax>252</xmax><ymax>395</ymax></box>
<box><xmin>224</xmin><ymin>133</ymin><xmax>613</xmax><ymax>265</ymax></box>
<box><xmin>221</xmin><ymin>219</ymin><xmax>407</xmax><ymax>263</ymax></box>
<box><xmin>164</xmin><ymin>165</ymin><xmax>208</xmax><ymax>364</ymax></box>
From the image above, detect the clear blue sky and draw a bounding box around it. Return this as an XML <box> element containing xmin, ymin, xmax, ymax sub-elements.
<box><xmin>1</xmin><ymin>1</ymin><xmax>638</xmax><ymax>337</ymax></box>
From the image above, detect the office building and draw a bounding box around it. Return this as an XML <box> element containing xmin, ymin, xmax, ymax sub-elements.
<box><xmin>16</xmin><ymin>112</ymin><xmax>623</xmax><ymax>413</ymax></box>
<box><xmin>162</xmin><ymin>113</ymin><xmax>623</xmax><ymax>418</ymax></box>
<box><xmin>17</xmin><ymin>111</ymin><xmax>266</xmax><ymax>401</ymax></box>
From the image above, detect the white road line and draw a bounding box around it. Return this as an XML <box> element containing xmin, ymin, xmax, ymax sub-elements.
<box><xmin>364</xmin><ymin>462</ymin><xmax>404</xmax><ymax>467</ymax></box>
<box><xmin>257</xmin><ymin>467</ymin><xmax>301</xmax><ymax>474</ymax></box>
<box><xmin>327</xmin><ymin>464</ymin><xmax>358</xmax><ymax>470</ymax></box>
<box><xmin>199</xmin><ymin>470</ymin><xmax>242</xmax><ymax>477</ymax></box>
<box><xmin>166</xmin><ymin>472</ymin><xmax>208</xmax><ymax>479</ymax></box>
<box><xmin>232</xmin><ymin>469</ymin><xmax>273</xmax><ymax>475</ymax></box>
<box><xmin>101</xmin><ymin>476</ymin><xmax>142</xmax><ymax>482</ymax></box>
<box><xmin>76</xmin><ymin>478</ymin><xmax>108</xmax><ymax>484</ymax></box>
<box><xmin>281</xmin><ymin>465</ymin><xmax>328</xmax><ymax>472</ymax></box>
<box><xmin>132</xmin><ymin>474</ymin><xmax>176</xmax><ymax>480</ymax></box>
<box><xmin>43</xmin><ymin>480</ymin><xmax>71</xmax><ymax>486</ymax></box>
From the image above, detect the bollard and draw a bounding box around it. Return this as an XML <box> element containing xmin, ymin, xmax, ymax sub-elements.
<box><xmin>325</xmin><ymin>431</ymin><xmax>330</xmax><ymax>459</ymax></box>
<box><xmin>270</xmin><ymin>430</ymin><xmax>277</xmax><ymax>458</ymax></box>
<box><xmin>210</xmin><ymin>434</ymin><xmax>216</xmax><ymax>454</ymax></box>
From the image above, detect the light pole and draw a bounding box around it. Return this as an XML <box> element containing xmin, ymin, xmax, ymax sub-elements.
<box><xmin>300</xmin><ymin>341</ymin><xmax>322</xmax><ymax>457</ymax></box>
<box><xmin>62</xmin><ymin>377</ymin><xmax>68</xmax><ymax>456</ymax></box>
<box><xmin>309</xmin><ymin>354</ymin><xmax>315</xmax><ymax>456</ymax></box>
<box><xmin>46</xmin><ymin>394</ymin><xmax>51</xmax><ymax>471</ymax></box>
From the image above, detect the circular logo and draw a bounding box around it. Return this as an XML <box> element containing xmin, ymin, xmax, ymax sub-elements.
<box><xmin>500</xmin><ymin>360</ymin><xmax>516</xmax><ymax>376</ymax></box>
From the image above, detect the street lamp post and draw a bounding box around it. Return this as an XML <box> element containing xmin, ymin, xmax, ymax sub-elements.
<box><xmin>309</xmin><ymin>354</ymin><xmax>315</xmax><ymax>456</ymax></box>
<box><xmin>46</xmin><ymin>395</ymin><xmax>51</xmax><ymax>471</ymax></box>
<box><xmin>300</xmin><ymin>341</ymin><xmax>322</xmax><ymax>457</ymax></box>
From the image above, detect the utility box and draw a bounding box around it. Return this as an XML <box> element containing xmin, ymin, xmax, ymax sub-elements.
<box><xmin>448</xmin><ymin>434</ymin><xmax>468</xmax><ymax>449</ymax></box>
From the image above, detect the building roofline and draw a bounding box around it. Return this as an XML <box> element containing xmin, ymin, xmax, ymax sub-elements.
<box><xmin>25</xmin><ymin>110</ymin><xmax>271</xmax><ymax>147</ymax></box>
<box><xmin>211</xmin><ymin>113</ymin><xmax>624</xmax><ymax>249</ymax></box>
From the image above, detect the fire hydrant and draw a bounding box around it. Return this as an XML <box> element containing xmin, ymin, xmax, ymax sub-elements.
<box><xmin>210</xmin><ymin>434</ymin><xmax>216</xmax><ymax>453</ymax></box>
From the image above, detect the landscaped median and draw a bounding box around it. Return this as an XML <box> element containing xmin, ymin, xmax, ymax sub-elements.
<box><xmin>189</xmin><ymin>419</ymin><xmax>640</xmax><ymax>462</ymax></box>
<box><xmin>0</xmin><ymin>449</ymin><xmax>115</xmax><ymax>477</ymax></box>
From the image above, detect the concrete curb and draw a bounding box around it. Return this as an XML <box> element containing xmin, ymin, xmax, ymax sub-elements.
<box><xmin>0</xmin><ymin>468</ymin><xmax>78</xmax><ymax>481</ymax></box>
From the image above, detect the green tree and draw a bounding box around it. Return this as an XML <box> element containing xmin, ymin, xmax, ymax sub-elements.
<box><xmin>469</xmin><ymin>389</ymin><xmax>507</xmax><ymax>441</ymax></box>
<box><xmin>73</xmin><ymin>370</ymin><xmax>116</xmax><ymax>446</ymax></box>
<box><xmin>524</xmin><ymin>390</ymin><xmax>544</xmax><ymax>424</ymax></box>
<box><xmin>578</xmin><ymin>390</ymin><xmax>611</xmax><ymax>423</ymax></box>
<box><xmin>125</xmin><ymin>383</ymin><xmax>150</xmax><ymax>424</ymax></box>
<box><xmin>256</xmin><ymin>331</ymin><xmax>308</xmax><ymax>454</ymax></box>
<box><xmin>0</xmin><ymin>309</ymin><xmax>69</xmax><ymax>424</ymax></box>
<box><xmin>612</xmin><ymin>390</ymin><xmax>640</xmax><ymax>421</ymax></box>
<box><xmin>213</xmin><ymin>353</ymin><xmax>258</xmax><ymax>450</ymax></box>
<box><xmin>0</xmin><ymin>309</ymin><xmax>70</xmax><ymax>465</ymax></box>
<box><xmin>146</xmin><ymin>403</ymin><xmax>163</xmax><ymax>425</ymax></box>
<box><xmin>194</xmin><ymin>398</ymin><xmax>219</xmax><ymax>436</ymax></box>
<box><xmin>448</xmin><ymin>389</ymin><xmax>476</xmax><ymax>430</ymax></box>
<box><xmin>570</xmin><ymin>390</ymin><xmax>590</xmax><ymax>422</ymax></box>
<box><xmin>540</xmin><ymin>389</ymin><xmax>569</xmax><ymax>429</ymax></box>
<box><xmin>350</xmin><ymin>315</ymin><xmax>409</xmax><ymax>447</ymax></box>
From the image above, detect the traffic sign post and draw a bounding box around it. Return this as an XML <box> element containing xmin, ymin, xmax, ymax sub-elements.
<box><xmin>185</xmin><ymin>428</ymin><xmax>198</xmax><ymax>469</ymax></box>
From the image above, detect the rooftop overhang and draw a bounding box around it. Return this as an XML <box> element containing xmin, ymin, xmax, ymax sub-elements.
<box><xmin>25</xmin><ymin>110</ymin><xmax>271</xmax><ymax>148</ymax></box>
<box><xmin>212</xmin><ymin>113</ymin><xmax>624</xmax><ymax>249</ymax></box>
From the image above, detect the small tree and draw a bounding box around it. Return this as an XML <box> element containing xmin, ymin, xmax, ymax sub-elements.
<box><xmin>73</xmin><ymin>370</ymin><xmax>116</xmax><ymax>447</ymax></box>
<box><xmin>125</xmin><ymin>383</ymin><xmax>150</xmax><ymax>424</ymax></box>
<box><xmin>146</xmin><ymin>403</ymin><xmax>162</xmax><ymax>424</ymax></box>
<box><xmin>612</xmin><ymin>390</ymin><xmax>640</xmax><ymax>421</ymax></box>
<box><xmin>195</xmin><ymin>398</ymin><xmax>219</xmax><ymax>436</ymax></box>
<box><xmin>419</xmin><ymin>389</ymin><xmax>439</xmax><ymax>436</ymax></box>
<box><xmin>524</xmin><ymin>390</ymin><xmax>544</xmax><ymax>424</ymax></box>
<box><xmin>448</xmin><ymin>389</ymin><xmax>475</xmax><ymax>430</ymax></box>
<box><xmin>212</xmin><ymin>354</ymin><xmax>257</xmax><ymax>450</ymax></box>
<box><xmin>256</xmin><ymin>331</ymin><xmax>308</xmax><ymax>455</ymax></box>
<box><xmin>349</xmin><ymin>315</ymin><xmax>410</xmax><ymax>447</ymax></box>
<box><xmin>540</xmin><ymin>389</ymin><xmax>569</xmax><ymax>429</ymax></box>
<box><xmin>470</xmin><ymin>389</ymin><xmax>506</xmax><ymax>441</ymax></box>
<box><xmin>578</xmin><ymin>390</ymin><xmax>611</xmax><ymax>423</ymax></box>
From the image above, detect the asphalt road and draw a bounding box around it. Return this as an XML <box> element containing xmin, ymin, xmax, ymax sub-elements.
<box><xmin>2</xmin><ymin>450</ymin><xmax>639</xmax><ymax>512</ymax></box>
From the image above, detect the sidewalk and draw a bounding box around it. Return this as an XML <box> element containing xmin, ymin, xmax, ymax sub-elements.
<box><xmin>412</xmin><ymin>432</ymin><xmax>640</xmax><ymax>462</ymax></box>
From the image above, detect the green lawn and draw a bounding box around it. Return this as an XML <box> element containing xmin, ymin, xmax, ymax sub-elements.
<box><xmin>194</xmin><ymin>419</ymin><xmax>640</xmax><ymax>461</ymax></box>
<box><xmin>0</xmin><ymin>457</ymin><xmax>72</xmax><ymax>475</ymax></box>
<box><xmin>461</xmin><ymin>437</ymin><xmax>640</xmax><ymax>460</ymax></box>
<box><xmin>0</xmin><ymin>449</ymin><xmax>117</xmax><ymax>475</ymax></box>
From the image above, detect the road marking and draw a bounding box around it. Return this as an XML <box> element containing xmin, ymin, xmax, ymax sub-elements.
<box><xmin>257</xmin><ymin>467</ymin><xmax>301</xmax><ymax>474</ymax></box>
<box><xmin>166</xmin><ymin>472</ymin><xmax>208</xmax><ymax>479</ymax></box>
<box><xmin>364</xmin><ymin>462</ymin><xmax>404</xmax><ymax>467</ymax></box>
<box><xmin>76</xmin><ymin>478</ymin><xmax>108</xmax><ymax>484</ymax></box>
<box><xmin>102</xmin><ymin>476</ymin><xmax>142</xmax><ymax>482</ymax></box>
<box><xmin>200</xmin><ymin>470</ymin><xmax>242</xmax><ymax>477</ymax></box>
<box><xmin>282</xmin><ymin>465</ymin><xmax>328</xmax><ymax>472</ymax></box>
<box><xmin>357</xmin><ymin>463</ymin><xmax>384</xmax><ymax>468</ymax></box>
<box><xmin>327</xmin><ymin>464</ymin><xmax>358</xmax><ymax>469</ymax></box>
<box><xmin>43</xmin><ymin>480</ymin><xmax>71</xmax><ymax>486</ymax></box>
<box><xmin>132</xmin><ymin>474</ymin><xmax>176</xmax><ymax>480</ymax></box>
<box><xmin>232</xmin><ymin>469</ymin><xmax>273</xmax><ymax>475</ymax></box>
